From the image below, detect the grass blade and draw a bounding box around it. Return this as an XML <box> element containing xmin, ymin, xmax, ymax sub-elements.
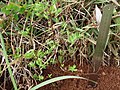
<box><xmin>30</xmin><ymin>75</ymin><xmax>97</xmax><ymax>90</ymax></box>
<box><xmin>0</xmin><ymin>32</ymin><xmax>18</xmax><ymax>90</ymax></box>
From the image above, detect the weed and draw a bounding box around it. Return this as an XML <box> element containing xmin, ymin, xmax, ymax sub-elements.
<box><xmin>68</xmin><ymin>64</ymin><xmax>77</xmax><ymax>72</ymax></box>
<box><xmin>48</xmin><ymin>74</ymin><xmax>52</xmax><ymax>78</ymax></box>
<box><xmin>33</xmin><ymin>74</ymin><xmax>44</xmax><ymax>81</ymax></box>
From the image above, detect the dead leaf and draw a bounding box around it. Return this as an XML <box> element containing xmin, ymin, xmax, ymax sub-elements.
<box><xmin>95</xmin><ymin>5</ymin><xmax>102</xmax><ymax>25</ymax></box>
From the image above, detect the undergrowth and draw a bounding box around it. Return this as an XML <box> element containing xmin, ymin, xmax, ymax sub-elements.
<box><xmin>0</xmin><ymin>0</ymin><xmax>120</xmax><ymax>89</ymax></box>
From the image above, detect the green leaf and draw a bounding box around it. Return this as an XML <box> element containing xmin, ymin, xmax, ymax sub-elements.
<box><xmin>19</xmin><ymin>30</ymin><xmax>29</xmax><ymax>37</ymax></box>
<box><xmin>19</xmin><ymin>7</ymin><xmax>25</xmax><ymax>14</ymax></box>
<box><xmin>37</xmin><ymin>50</ymin><xmax>45</xmax><ymax>58</ymax></box>
<box><xmin>68</xmin><ymin>32</ymin><xmax>82</xmax><ymax>44</ymax></box>
<box><xmin>29</xmin><ymin>61</ymin><xmax>35</xmax><ymax>67</ymax></box>
<box><xmin>14</xmin><ymin>14</ymin><xmax>19</xmax><ymax>20</ymax></box>
<box><xmin>30</xmin><ymin>76</ymin><xmax>97</xmax><ymax>90</ymax></box>
<box><xmin>38</xmin><ymin>75</ymin><xmax>44</xmax><ymax>81</ymax></box>
<box><xmin>24</xmin><ymin>49</ymin><xmax>35</xmax><ymax>59</ymax></box>
<box><xmin>36</xmin><ymin>58</ymin><xmax>42</xmax><ymax>66</ymax></box>
<box><xmin>1</xmin><ymin>6</ymin><xmax>10</xmax><ymax>15</ymax></box>
<box><xmin>68</xmin><ymin>65</ymin><xmax>77</xmax><ymax>72</ymax></box>
<box><xmin>33</xmin><ymin>74</ymin><xmax>44</xmax><ymax>81</ymax></box>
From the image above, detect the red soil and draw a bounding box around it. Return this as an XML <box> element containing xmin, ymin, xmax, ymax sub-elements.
<box><xmin>39</xmin><ymin>63</ymin><xmax>120</xmax><ymax>90</ymax></box>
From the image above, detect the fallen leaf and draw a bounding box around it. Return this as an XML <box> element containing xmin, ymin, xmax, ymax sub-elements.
<box><xmin>95</xmin><ymin>5</ymin><xmax>102</xmax><ymax>25</ymax></box>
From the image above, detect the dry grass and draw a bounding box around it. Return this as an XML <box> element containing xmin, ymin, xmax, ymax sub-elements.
<box><xmin>0</xmin><ymin>0</ymin><xmax>120</xmax><ymax>89</ymax></box>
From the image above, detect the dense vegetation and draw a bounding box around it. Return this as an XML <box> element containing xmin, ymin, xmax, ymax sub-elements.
<box><xmin>0</xmin><ymin>0</ymin><xmax>120</xmax><ymax>90</ymax></box>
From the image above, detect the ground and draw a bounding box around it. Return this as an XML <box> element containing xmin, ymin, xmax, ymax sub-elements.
<box><xmin>38</xmin><ymin>61</ymin><xmax>120</xmax><ymax>90</ymax></box>
<box><xmin>0</xmin><ymin>60</ymin><xmax>120</xmax><ymax>90</ymax></box>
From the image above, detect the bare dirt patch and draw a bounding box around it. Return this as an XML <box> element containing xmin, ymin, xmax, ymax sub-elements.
<box><xmin>39</xmin><ymin>62</ymin><xmax>120</xmax><ymax>90</ymax></box>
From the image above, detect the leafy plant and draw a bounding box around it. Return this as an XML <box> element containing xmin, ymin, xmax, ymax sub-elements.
<box><xmin>28</xmin><ymin>61</ymin><xmax>35</xmax><ymax>68</ymax></box>
<box><xmin>36</xmin><ymin>58</ymin><xmax>46</xmax><ymax>69</ymax></box>
<box><xmin>68</xmin><ymin>65</ymin><xmax>77</xmax><ymax>72</ymax></box>
<box><xmin>1</xmin><ymin>2</ymin><xmax>25</xmax><ymax>20</ymax></box>
<box><xmin>67</xmin><ymin>31</ymin><xmax>83</xmax><ymax>45</ymax></box>
<box><xmin>33</xmin><ymin>74</ymin><xmax>44</xmax><ymax>81</ymax></box>
<box><xmin>24</xmin><ymin>49</ymin><xmax>35</xmax><ymax>59</ymax></box>
<box><xmin>48</xmin><ymin>74</ymin><xmax>52</xmax><ymax>78</ymax></box>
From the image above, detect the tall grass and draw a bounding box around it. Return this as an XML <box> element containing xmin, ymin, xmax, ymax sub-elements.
<box><xmin>0</xmin><ymin>32</ymin><xmax>18</xmax><ymax>90</ymax></box>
